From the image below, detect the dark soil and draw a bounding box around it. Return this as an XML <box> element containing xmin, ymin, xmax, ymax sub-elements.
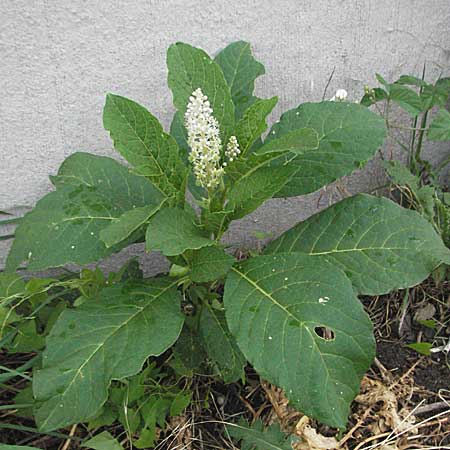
<box><xmin>377</xmin><ymin>341</ymin><xmax>450</xmax><ymax>393</ymax></box>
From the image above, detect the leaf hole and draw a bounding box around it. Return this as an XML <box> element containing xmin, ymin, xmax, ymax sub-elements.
<box><xmin>314</xmin><ymin>326</ymin><xmax>335</xmax><ymax>341</ymax></box>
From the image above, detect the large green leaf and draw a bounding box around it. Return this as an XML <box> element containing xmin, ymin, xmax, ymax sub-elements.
<box><xmin>103</xmin><ymin>93</ymin><xmax>187</xmax><ymax>203</ymax></box>
<box><xmin>50</xmin><ymin>152</ymin><xmax>164</xmax><ymax>199</ymax></box>
<box><xmin>257</xmin><ymin>127</ymin><xmax>319</xmax><ymax>154</ymax></box>
<box><xmin>234</xmin><ymin>97</ymin><xmax>278</xmax><ymax>156</ymax></box>
<box><xmin>199</xmin><ymin>305</ymin><xmax>246</xmax><ymax>383</ymax></box>
<box><xmin>146</xmin><ymin>207</ymin><xmax>212</xmax><ymax>256</ymax></box>
<box><xmin>218</xmin><ymin>151</ymin><xmax>294</xmax><ymax>232</ymax></box>
<box><xmin>265</xmin><ymin>102</ymin><xmax>386</xmax><ymax>197</ymax></box>
<box><xmin>100</xmin><ymin>201</ymin><xmax>166</xmax><ymax>248</ymax></box>
<box><xmin>167</xmin><ymin>42</ymin><xmax>235</xmax><ymax>142</ymax></box>
<box><xmin>214</xmin><ymin>41</ymin><xmax>265</xmax><ymax>120</ymax></box>
<box><xmin>171</xmin><ymin>324</ymin><xmax>207</xmax><ymax>375</ymax></box>
<box><xmin>266</xmin><ymin>194</ymin><xmax>450</xmax><ymax>295</ymax></box>
<box><xmin>225</xmin><ymin>163</ymin><xmax>297</xmax><ymax>220</ymax></box>
<box><xmin>33</xmin><ymin>279</ymin><xmax>184</xmax><ymax>431</ymax></box>
<box><xmin>224</xmin><ymin>253</ymin><xmax>374</xmax><ymax>428</ymax></box>
<box><xmin>190</xmin><ymin>246</ymin><xmax>235</xmax><ymax>282</ymax></box>
<box><xmin>6</xmin><ymin>153</ymin><xmax>163</xmax><ymax>271</ymax></box>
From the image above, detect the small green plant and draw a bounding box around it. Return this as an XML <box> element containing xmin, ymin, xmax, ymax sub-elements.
<box><xmin>362</xmin><ymin>72</ymin><xmax>450</xmax><ymax>247</ymax></box>
<box><xmin>361</xmin><ymin>72</ymin><xmax>450</xmax><ymax>361</ymax></box>
<box><xmin>3</xmin><ymin>41</ymin><xmax>450</xmax><ymax>435</ymax></box>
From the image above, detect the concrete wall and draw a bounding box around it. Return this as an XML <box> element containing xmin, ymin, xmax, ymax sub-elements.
<box><xmin>1</xmin><ymin>0</ymin><xmax>450</xmax><ymax>273</ymax></box>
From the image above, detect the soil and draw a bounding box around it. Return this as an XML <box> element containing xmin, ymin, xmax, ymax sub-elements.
<box><xmin>377</xmin><ymin>342</ymin><xmax>450</xmax><ymax>393</ymax></box>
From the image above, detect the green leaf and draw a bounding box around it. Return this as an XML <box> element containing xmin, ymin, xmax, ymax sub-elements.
<box><xmin>135</xmin><ymin>394</ymin><xmax>173</xmax><ymax>447</ymax></box>
<box><xmin>266</xmin><ymin>194</ymin><xmax>450</xmax><ymax>295</ymax></box>
<box><xmin>200</xmin><ymin>305</ymin><xmax>246</xmax><ymax>383</ymax></box>
<box><xmin>167</xmin><ymin>42</ymin><xmax>235</xmax><ymax>142</ymax></box>
<box><xmin>170</xmin><ymin>391</ymin><xmax>192</xmax><ymax>416</ymax></box>
<box><xmin>428</xmin><ymin>109</ymin><xmax>450</xmax><ymax>141</ymax></box>
<box><xmin>169</xmin><ymin>110</ymin><xmax>189</xmax><ymax>159</ymax></box>
<box><xmin>83</xmin><ymin>431</ymin><xmax>124</xmax><ymax>450</ymax></box>
<box><xmin>146</xmin><ymin>207</ymin><xmax>212</xmax><ymax>256</ymax></box>
<box><xmin>33</xmin><ymin>279</ymin><xmax>184</xmax><ymax>431</ymax></box>
<box><xmin>7</xmin><ymin>153</ymin><xmax>162</xmax><ymax>271</ymax></box>
<box><xmin>0</xmin><ymin>273</ymin><xmax>25</xmax><ymax>299</ymax></box>
<box><xmin>103</xmin><ymin>93</ymin><xmax>187</xmax><ymax>203</ymax></box>
<box><xmin>10</xmin><ymin>320</ymin><xmax>45</xmax><ymax>353</ymax></box>
<box><xmin>88</xmin><ymin>406</ymin><xmax>117</xmax><ymax>429</ymax></box>
<box><xmin>234</xmin><ymin>97</ymin><xmax>278</xmax><ymax>156</ymax></box>
<box><xmin>0</xmin><ymin>305</ymin><xmax>20</xmax><ymax>335</ymax></box>
<box><xmin>388</xmin><ymin>84</ymin><xmax>423</xmax><ymax>116</ymax></box>
<box><xmin>417</xmin><ymin>319</ymin><xmax>437</xmax><ymax>330</ymax></box>
<box><xmin>171</xmin><ymin>325</ymin><xmax>207</xmax><ymax>375</ymax></box>
<box><xmin>376</xmin><ymin>73</ymin><xmax>389</xmax><ymax>90</ymax></box>
<box><xmin>421</xmin><ymin>78</ymin><xmax>450</xmax><ymax>110</ymax></box>
<box><xmin>226</xmin><ymin>150</ymin><xmax>279</xmax><ymax>183</ymax></box>
<box><xmin>226</xmin><ymin>419</ymin><xmax>293</xmax><ymax>450</ymax></box>
<box><xmin>406</xmin><ymin>342</ymin><xmax>432</xmax><ymax>356</ymax></box>
<box><xmin>190</xmin><ymin>246</ymin><xmax>235</xmax><ymax>282</ymax></box>
<box><xmin>226</xmin><ymin>163</ymin><xmax>297</xmax><ymax>220</ymax></box>
<box><xmin>134</xmin><ymin>429</ymin><xmax>157</xmax><ymax>449</ymax></box>
<box><xmin>257</xmin><ymin>127</ymin><xmax>319</xmax><ymax>154</ymax></box>
<box><xmin>214</xmin><ymin>41</ymin><xmax>265</xmax><ymax>120</ymax></box>
<box><xmin>13</xmin><ymin>385</ymin><xmax>34</xmax><ymax>418</ymax></box>
<box><xmin>119</xmin><ymin>405</ymin><xmax>140</xmax><ymax>435</ymax></box>
<box><xmin>364</xmin><ymin>75</ymin><xmax>426</xmax><ymax>115</ymax></box>
<box><xmin>100</xmin><ymin>201</ymin><xmax>166</xmax><ymax>248</ymax></box>
<box><xmin>86</xmin><ymin>432</ymin><xmax>123</xmax><ymax>450</ymax></box>
<box><xmin>360</xmin><ymin>87</ymin><xmax>388</xmax><ymax>106</ymax></box>
<box><xmin>395</xmin><ymin>75</ymin><xmax>429</xmax><ymax>87</ymax></box>
<box><xmin>265</xmin><ymin>102</ymin><xmax>386</xmax><ymax>197</ymax></box>
<box><xmin>224</xmin><ymin>253</ymin><xmax>374</xmax><ymax>428</ymax></box>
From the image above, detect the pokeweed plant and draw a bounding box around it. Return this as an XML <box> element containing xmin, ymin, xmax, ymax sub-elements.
<box><xmin>5</xmin><ymin>41</ymin><xmax>450</xmax><ymax>433</ymax></box>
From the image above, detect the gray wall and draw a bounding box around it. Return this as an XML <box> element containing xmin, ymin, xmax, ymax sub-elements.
<box><xmin>1</xmin><ymin>0</ymin><xmax>450</xmax><ymax>273</ymax></box>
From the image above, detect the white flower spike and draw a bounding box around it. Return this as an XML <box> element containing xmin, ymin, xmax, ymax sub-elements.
<box><xmin>330</xmin><ymin>88</ymin><xmax>348</xmax><ymax>102</ymax></box>
<box><xmin>184</xmin><ymin>88</ymin><xmax>223</xmax><ymax>189</ymax></box>
<box><xmin>184</xmin><ymin>88</ymin><xmax>241</xmax><ymax>190</ymax></box>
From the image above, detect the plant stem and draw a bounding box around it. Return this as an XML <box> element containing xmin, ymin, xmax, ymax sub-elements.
<box><xmin>409</xmin><ymin>115</ymin><xmax>419</xmax><ymax>174</ymax></box>
<box><xmin>0</xmin><ymin>403</ymin><xmax>34</xmax><ymax>410</ymax></box>
<box><xmin>0</xmin><ymin>364</ymin><xmax>32</xmax><ymax>381</ymax></box>
<box><xmin>414</xmin><ymin>110</ymin><xmax>429</xmax><ymax>168</ymax></box>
